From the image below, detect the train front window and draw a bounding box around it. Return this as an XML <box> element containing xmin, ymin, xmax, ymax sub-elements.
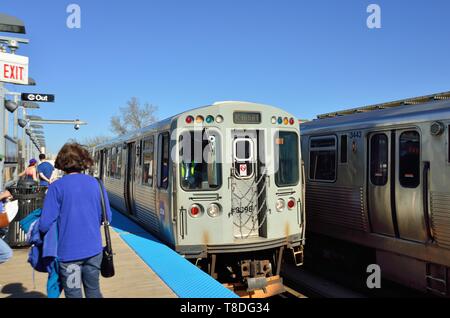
<box><xmin>309</xmin><ymin>136</ymin><xmax>336</xmax><ymax>182</ymax></box>
<box><xmin>275</xmin><ymin>131</ymin><xmax>299</xmax><ymax>187</ymax></box>
<box><xmin>179</xmin><ymin>129</ymin><xmax>222</xmax><ymax>191</ymax></box>
<box><xmin>399</xmin><ymin>131</ymin><xmax>420</xmax><ymax>188</ymax></box>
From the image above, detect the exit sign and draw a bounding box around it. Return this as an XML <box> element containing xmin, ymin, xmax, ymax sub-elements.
<box><xmin>0</xmin><ymin>52</ymin><xmax>29</xmax><ymax>85</ymax></box>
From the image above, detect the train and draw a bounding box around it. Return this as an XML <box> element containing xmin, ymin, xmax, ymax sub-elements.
<box><xmin>300</xmin><ymin>91</ymin><xmax>450</xmax><ymax>296</ymax></box>
<box><xmin>93</xmin><ymin>101</ymin><xmax>305</xmax><ymax>297</ymax></box>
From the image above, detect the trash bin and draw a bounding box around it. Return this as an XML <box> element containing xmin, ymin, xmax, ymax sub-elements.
<box><xmin>5</xmin><ymin>179</ymin><xmax>47</xmax><ymax>247</ymax></box>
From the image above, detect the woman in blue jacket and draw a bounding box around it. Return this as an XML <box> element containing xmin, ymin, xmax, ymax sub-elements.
<box><xmin>39</xmin><ymin>143</ymin><xmax>112</xmax><ymax>298</ymax></box>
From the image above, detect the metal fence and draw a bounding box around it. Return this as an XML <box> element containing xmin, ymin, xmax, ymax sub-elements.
<box><xmin>6</xmin><ymin>180</ymin><xmax>47</xmax><ymax>247</ymax></box>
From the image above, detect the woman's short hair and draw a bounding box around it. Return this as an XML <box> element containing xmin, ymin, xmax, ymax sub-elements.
<box><xmin>55</xmin><ymin>143</ymin><xmax>94</xmax><ymax>173</ymax></box>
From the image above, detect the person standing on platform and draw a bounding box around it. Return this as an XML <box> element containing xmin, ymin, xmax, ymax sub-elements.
<box><xmin>37</xmin><ymin>154</ymin><xmax>55</xmax><ymax>187</ymax></box>
<box><xmin>18</xmin><ymin>159</ymin><xmax>38</xmax><ymax>182</ymax></box>
<box><xmin>39</xmin><ymin>143</ymin><xmax>112</xmax><ymax>298</ymax></box>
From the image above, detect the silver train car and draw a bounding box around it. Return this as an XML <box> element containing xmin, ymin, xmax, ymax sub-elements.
<box><xmin>94</xmin><ymin>101</ymin><xmax>305</xmax><ymax>296</ymax></box>
<box><xmin>300</xmin><ymin>91</ymin><xmax>450</xmax><ymax>295</ymax></box>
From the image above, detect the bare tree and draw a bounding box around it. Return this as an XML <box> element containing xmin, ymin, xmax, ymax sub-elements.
<box><xmin>63</xmin><ymin>136</ymin><xmax>110</xmax><ymax>148</ymax></box>
<box><xmin>110</xmin><ymin>97</ymin><xmax>158</xmax><ymax>135</ymax></box>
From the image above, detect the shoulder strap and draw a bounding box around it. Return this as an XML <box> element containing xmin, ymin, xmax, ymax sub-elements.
<box><xmin>96</xmin><ymin>178</ymin><xmax>112</xmax><ymax>253</ymax></box>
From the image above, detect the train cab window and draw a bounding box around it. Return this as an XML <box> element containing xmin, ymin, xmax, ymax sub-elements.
<box><xmin>340</xmin><ymin>135</ymin><xmax>348</xmax><ymax>163</ymax></box>
<box><xmin>309</xmin><ymin>136</ymin><xmax>336</xmax><ymax>182</ymax></box>
<box><xmin>179</xmin><ymin>129</ymin><xmax>222</xmax><ymax>191</ymax></box>
<box><xmin>158</xmin><ymin>132</ymin><xmax>170</xmax><ymax>189</ymax></box>
<box><xmin>370</xmin><ymin>134</ymin><xmax>388</xmax><ymax>186</ymax></box>
<box><xmin>142</xmin><ymin>137</ymin><xmax>154</xmax><ymax>187</ymax></box>
<box><xmin>275</xmin><ymin>131</ymin><xmax>299</xmax><ymax>186</ymax></box>
<box><xmin>399</xmin><ymin>131</ymin><xmax>420</xmax><ymax>188</ymax></box>
<box><xmin>234</xmin><ymin>138</ymin><xmax>254</xmax><ymax>178</ymax></box>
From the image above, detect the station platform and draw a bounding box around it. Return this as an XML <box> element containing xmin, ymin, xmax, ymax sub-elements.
<box><xmin>0</xmin><ymin>209</ymin><xmax>237</xmax><ymax>298</ymax></box>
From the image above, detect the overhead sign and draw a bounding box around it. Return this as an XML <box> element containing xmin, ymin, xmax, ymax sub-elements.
<box><xmin>21</xmin><ymin>93</ymin><xmax>55</xmax><ymax>103</ymax></box>
<box><xmin>0</xmin><ymin>52</ymin><xmax>28</xmax><ymax>85</ymax></box>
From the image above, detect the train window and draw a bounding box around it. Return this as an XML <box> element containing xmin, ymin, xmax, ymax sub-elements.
<box><xmin>142</xmin><ymin>137</ymin><xmax>154</xmax><ymax>187</ymax></box>
<box><xmin>158</xmin><ymin>132</ymin><xmax>170</xmax><ymax>189</ymax></box>
<box><xmin>275</xmin><ymin>131</ymin><xmax>299</xmax><ymax>187</ymax></box>
<box><xmin>234</xmin><ymin>139</ymin><xmax>253</xmax><ymax>162</ymax></box>
<box><xmin>116</xmin><ymin>147</ymin><xmax>122</xmax><ymax>179</ymax></box>
<box><xmin>309</xmin><ymin>136</ymin><xmax>336</xmax><ymax>182</ymax></box>
<box><xmin>104</xmin><ymin>149</ymin><xmax>109</xmax><ymax>176</ymax></box>
<box><xmin>370</xmin><ymin>134</ymin><xmax>388</xmax><ymax>186</ymax></box>
<box><xmin>179</xmin><ymin>129</ymin><xmax>222</xmax><ymax>191</ymax></box>
<box><xmin>108</xmin><ymin>146</ymin><xmax>121</xmax><ymax>179</ymax></box>
<box><xmin>109</xmin><ymin>147</ymin><xmax>117</xmax><ymax>178</ymax></box>
<box><xmin>399</xmin><ymin>131</ymin><xmax>420</xmax><ymax>188</ymax></box>
<box><xmin>340</xmin><ymin>135</ymin><xmax>348</xmax><ymax>163</ymax></box>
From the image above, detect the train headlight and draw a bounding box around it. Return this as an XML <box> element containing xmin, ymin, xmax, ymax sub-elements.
<box><xmin>287</xmin><ymin>198</ymin><xmax>296</xmax><ymax>210</ymax></box>
<box><xmin>189</xmin><ymin>204</ymin><xmax>204</xmax><ymax>218</ymax></box>
<box><xmin>276</xmin><ymin>199</ymin><xmax>285</xmax><ymax>212</ymax></box>
<box><xmin>271</xmin><ymin>116</ymin><xmax>277</xmax><ymax>124</ymax></box>
<box><xmin>216</xmin><ymin>115</ymin><xmax>224</xmax><ymax>123</ymax></box>
<box><xmin>207</xmin><ymin>203</ymin><xmax>221</xmax><ymax>218</ymax></box>
<box><xmin>431</xmin><ymin>121</ymin><xmax>444</xmax><ymax>136</ymax></box>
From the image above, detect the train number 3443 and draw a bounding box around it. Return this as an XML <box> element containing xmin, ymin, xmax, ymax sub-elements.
<box><xmin>350</xmin><ymin>131</ymin><xmax>362</xmax><ymax>139</ymax></box>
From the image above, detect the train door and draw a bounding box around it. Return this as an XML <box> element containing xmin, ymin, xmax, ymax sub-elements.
<box><xmin>368</xmin><ymin>129</ymin><xmax>428</xmax><ymax>242</ymax></box>
<box><xmin>125</xmin><ymin>142</ymin><xmax>136</xmax><ymax>215</ymax></box>
<box><xmin>156</xmin><ymin>132</ymin><xmax>171</xmax><ymax>237</ymax></box>
<box><xmin>368</xmin><ymin>133</ymin><xmax>396</xmax><ymax>236</ymax></box>
<box><xmin>231</xmin><ymin>130</ymin><xmax>260</xmax><ymax>239</ymax></box>
<box><xmin>394</xmin><ymin>129</ymin><xmax>427</xmax><ymax>242</ymax></box>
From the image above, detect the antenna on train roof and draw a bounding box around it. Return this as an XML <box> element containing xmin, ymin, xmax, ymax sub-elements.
<box><xmin>317</xmin><ymin>91</ymin><xmax>450</xmax><ymax>119</ymax></box>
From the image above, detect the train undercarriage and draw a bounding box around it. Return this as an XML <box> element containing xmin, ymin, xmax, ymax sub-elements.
<box><xmin>194</xmin><ymin>245</ymin><xmax>304</xmax><ymax>298</ymax></box>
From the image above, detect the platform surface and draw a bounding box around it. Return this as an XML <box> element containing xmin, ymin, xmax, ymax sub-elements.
<box><xmin>0</xmin><ymin>226</ymin><xmax>177</xmax><ymax>298</ymax></box>
<box><xmin>0</xmin><ymin>208</ymin><xmax>237</xmax><ymax>298</ymax></box>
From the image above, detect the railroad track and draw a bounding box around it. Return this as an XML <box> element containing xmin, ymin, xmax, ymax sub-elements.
<box><xmin>281</xmin><ymin>262</ymin><xmax>434</xmax><ymax>298</ymax></box>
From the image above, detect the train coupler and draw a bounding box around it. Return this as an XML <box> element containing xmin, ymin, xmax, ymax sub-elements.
<box><xmin>247</xmin><ymin>277</ymin><xmax>268</xmax><ymax>293</ymax></box>
<box><xmin>291</xmin><ymin>245</ymin><xmax>304</xmax><ymax>267</ymax></box>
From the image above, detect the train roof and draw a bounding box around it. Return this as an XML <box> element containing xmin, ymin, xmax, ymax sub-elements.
<box><xmin>95</xmin><ymin>101</ymin><xmax>290</xmax><ymax>149</ymax></box>
<box><xmin>301</xmin><ymin>96</ymin><xmax>450</xmax><ymax>135</ymax></box>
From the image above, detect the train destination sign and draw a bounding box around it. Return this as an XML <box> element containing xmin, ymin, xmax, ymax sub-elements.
<box><xmin>21</xmin><ymin>93</ymin><xmax>55</xmax><ymax>103</ymax></box>
<box><xmin>0</xmin><ymin>52</ymin><xmax>29</xmax><ymax>85</ymax></box>
<box><xmin>233</xmin><ymin>112</ymin><xmax>262</xmax><ymax>124</ymax></box>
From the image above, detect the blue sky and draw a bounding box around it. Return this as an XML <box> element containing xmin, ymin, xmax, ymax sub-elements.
<box><xmin>1</xmin><ymin>0</ymin><xmax>450</xmax><ymax>154</ymax></box>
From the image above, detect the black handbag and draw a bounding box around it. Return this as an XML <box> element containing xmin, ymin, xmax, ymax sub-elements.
<box><xmin>96</xmin><ymin>178</ymin><xmax>115</xmax><ymax>278</ymax></box>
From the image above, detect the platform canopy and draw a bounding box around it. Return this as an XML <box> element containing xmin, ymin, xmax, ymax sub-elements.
<box><xmin>0</xmin><ymin>13</ymin><xmax>26</xmax><ymax>34</ymax></box>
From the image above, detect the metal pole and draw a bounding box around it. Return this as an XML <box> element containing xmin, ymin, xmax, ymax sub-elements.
<box><xmin>13</xmin><ymin>94</ymin><xmax>18</xmax><ymax>179</ymax></box>
<box><xmin>13</xmin><ymin>95</ymin><xmax>18</xmax><ymax>140</ymax></box>
<box><xmin>21</xmin><ymin>107</ymin><xmax>26</xmax><ymax>170</ymax></box>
